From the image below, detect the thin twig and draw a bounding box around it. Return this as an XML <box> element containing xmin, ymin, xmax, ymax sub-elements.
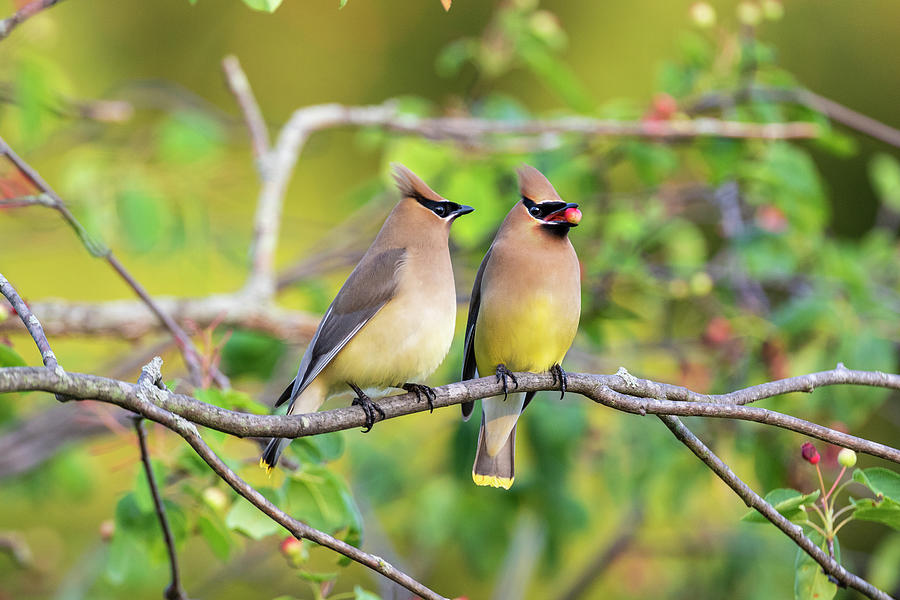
<box><xmin>688</xmin><ymin>85</ymin><xmax>900</xmax><ymax>149</ymax></box>
<box><xmin>658</xmin><ymin>414</ymin><xmax>892</xmax><ymax>600</ymax></box>
<box><xmin>0</xmin><ymin>0</ymin><xmax>65</xmax><ymax>42</ymax></box>
<box><xmin>221</xmin><ymin>55</ymin><xmax>270</xmax><ymax>166</ymax></box>
<box><xmin>2</xmin><ymin>366</ymin><xmax>899</xmax><ymax>464</ymax></box>
<box><xmin>0</xmin><ymin>136</ymin><xmax>226</xmax><ymax>388</ymax></box>
<box><xmin>133</xmin><ymin>415</ymin><xmax>188</xmax><ymax>600</ymax></box>
<box><xmin>0</xmin><ymin>273</ymin><xmax>59</xmax><ymax>371</ymax></box>
<box><xmin>131</xmin><ymin>358</ymin><xmax>447</xmax><ymax>600</ymax></box>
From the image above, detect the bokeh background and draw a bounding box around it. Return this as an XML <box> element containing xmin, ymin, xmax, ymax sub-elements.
<box><xmin>1</xmin><ymin>0</ymin><xmax>900</xmax><ymax>599</ymax></box>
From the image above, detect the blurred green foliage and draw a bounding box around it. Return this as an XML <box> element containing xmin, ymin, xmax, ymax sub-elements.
<box><xmin>1</xmin><ymin>1</ymin><xmax>899</xmax><ymax>600</ymax></box>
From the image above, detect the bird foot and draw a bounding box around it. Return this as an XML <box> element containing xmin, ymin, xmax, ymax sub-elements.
<box><xmin>550</xmin><ymin>363</ymin><xmax>568</xmax><ymax>400</ymax></box>
<box><xmin>350</xmin><ymin>384</ymin><xmax>385</xmax><ymax>432</ymax></box>
<box><xmin>495</xmin><ymin>364</ymin><xmax>518</xmax><ymax>400</ymax></box>
<box><xmin>402</xmin><ymin>383</ymin><xmax>437</xmax><ymax>413</ymax></box>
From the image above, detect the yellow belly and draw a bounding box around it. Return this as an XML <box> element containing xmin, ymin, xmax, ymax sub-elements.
<box><xmin>474</xmin><ymin>291</ymin><xmax>578</xmax><ymax>375</ymax></box>
<box><xmin>325</xmin><ymin>282</ymin><xmax>456</xmax><ymax>390</ymax></box>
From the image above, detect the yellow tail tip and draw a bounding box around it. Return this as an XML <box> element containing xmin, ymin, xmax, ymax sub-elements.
<box><xmin>472</xmin><ymin>473</ymin><xmax>514</xmax><ymax>490</ymax></box>
<box><xmin>258</xmin><ymin>457</ymin><xmax>274</xmax><ymax>476</ymax></box>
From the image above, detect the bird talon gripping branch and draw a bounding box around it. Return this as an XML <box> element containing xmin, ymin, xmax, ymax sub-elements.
<box><xmin>351</xmin><ymin>385</ymin><xmax>385</xmax><ymax>433</ymax></box>
<box><xmin>550</xmin><ymin>363</ymin><xmax>568</xmax><ymax>400</ymax></box>
<box><xmin>402</xmin><ymin>383</ymin><xmax>437</xmax><ymax>413</ymax></box>
<box><xmin>495</xmin><ymin>364</ymin><xmax>518</xmax><ymax>400</ymax></box>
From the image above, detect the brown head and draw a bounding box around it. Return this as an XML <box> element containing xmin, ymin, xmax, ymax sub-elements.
<box><xmin>372</xmin><ymin>164</ymin><xmax>474</xmax><ymax>249</ymax></box>
<box><xmin>497</xmin><ymin>165</ymin><xmax>581</xmax><ymax>242</ymax></box>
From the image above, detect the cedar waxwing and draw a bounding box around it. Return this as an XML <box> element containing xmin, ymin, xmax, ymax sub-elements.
<box><xmin>461</xmin><ymin>165</ymin><xmax>582</xmax><ymax>489</ymax></box>
<box><xmin>261</xmin><ymin>164</ymin><xmax>474</xmax><ymax>471</ymax></box>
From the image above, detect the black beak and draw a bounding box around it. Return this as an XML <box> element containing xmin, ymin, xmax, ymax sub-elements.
<box><xmin>452</xmin><ymin>205</ymin><xmax>475</xmax><ymax>218</ymax></box>
<box><xmin>544</xmin><ymin>202</ymin><xmax>580</xmax><ymax>226</ymax></box>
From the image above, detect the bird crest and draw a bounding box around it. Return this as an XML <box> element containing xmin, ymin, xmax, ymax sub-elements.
<box><xmin>517</xmin><ymin>164</ymin><xmax>562</xmax><ymax>202</ymax></box>
<box><xmin>391</xmin><ymin>163</ymin><xmax>444</xmax><ymax>202</ymax></box>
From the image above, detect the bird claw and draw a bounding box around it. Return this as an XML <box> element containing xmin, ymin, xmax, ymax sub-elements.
<box><xmin>350</xmin><ymin>385</ymin><xmax>384</xmax><ymax>432</ymax></box>
<box><xmin>550</xmin><ymin>363</ymin><xmax>568</xmax><ymax>400</ymax></box>
<box><xmin>495</xmin><ymin>364</ymin><xmax>518</xmax><ymax>400</ymax></box>
<box><xmin>402</xmin><ymin>383</ymin><xmax>437</xmax><ymax>413</ymax></box>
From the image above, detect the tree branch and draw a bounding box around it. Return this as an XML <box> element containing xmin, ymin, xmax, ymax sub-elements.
<box><xmin>237</xmin><ymin>98</ymin><xmax>819</xmax><ymax>302</ymax></box>
<box><xmin>0</xmin><ymin>294</ymin><xmax>319</xmax><ymax>341</ymax></box>
<box><xmin>0</xmin><ymin>0</ymin><xmax>65</xmax><ymax>42</ymax></box>
<box><xmin>688</xmin><ymin>85</ymin><xmax>900</xmax><ymax>149</ymax></box>
<box><xmin>658</xmin><ymin>414</ymin><xmax>893</xmax><ymax>600</ymax></box>
<box><xmin>221</xmin><ymin>55</ymin><xmax>270</xmax><ymax>167</ymax></box>
<box><xmin>1</xmin><ymin>365</ymin><xmax>898</xmax><ymax>464</ymax></box>
<box><xmin>0</xmin><ymin>141</ymin><xmax>227</xmax><ymax>388</ymax></box>
<box><xmin>0</xmin><ymin>273</ymin><xmax>59</xmax><ymax>371</ymax></box>
<box><xmin>130</xmin><ymin>358</ymin><xmax>447</xmax><ymax>600</ymax></box>
<box><xmin>133</xmin><ymin>415</ymin><xmax>188</xmax><ymax>600</ymax></box>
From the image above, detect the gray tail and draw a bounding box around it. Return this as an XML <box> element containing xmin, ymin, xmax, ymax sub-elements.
<box><xmin>472</xmin><ymin>417</ymin><xmax>516</xmax><ymax>489</ymax></box>
<box><xmin>259</xmin><ymin>437</ymin><xmax>290</xmax><ymax>473</ymax></box>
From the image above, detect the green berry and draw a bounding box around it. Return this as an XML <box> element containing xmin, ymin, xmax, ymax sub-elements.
<box><xmin>838</xmin><ymin>448</ymin><xmax>857</xmax><ymax>468</ymax></box>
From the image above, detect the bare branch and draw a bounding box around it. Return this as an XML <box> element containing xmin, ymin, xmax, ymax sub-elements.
<box><xmin>131</xmin><ymin>358</ymin><xmax>447</xmax><ymax>600</ymax></box>
<box><xmin>133</xmin><ymin>415</ymin><xmax>189</xmax><ymax>600</ymax></box>
<box><xmin>0</xmin><ymin>0</ymin><xmax>65</xmax><ymax>42</ymax></box>
<box><xmin>0</xmin><ymin>273</ymin><xmax>59</xmax><ymax>371</ymax></box>
<box><xmin>0</xmin><ymin>295</ymin><xmax>318</xmax><ymax>341</ymax></box>
<box><xmin>658</xmin><ymin>414</ymin><xmax>893</xmax><ymax>600</ymax></box>
<box><xmin>0</xmin><ymin>136</ymin><xmax>227</xmax><ymax>388</ymax></box>
<box><xmin>1</xmin><ymin>365</ymin><xmax>899</xmax><ymax>464</ymax></box>
<box><xmin>688</xmin><ymin>85</ymin><xmax>900</xmax><ymax>149</ymax></box>
<box><xmin>239</xmin><ymin>100</ymin><xmax>819</xmax><ymax>301</ymax></box>
<box><xmin>221</xmin><ymin>55</ymin><xmax>270</xmax><ymax>165</ymax></box>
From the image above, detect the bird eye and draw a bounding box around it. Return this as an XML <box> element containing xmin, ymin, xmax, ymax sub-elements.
<box><xmin>434</xmin><ymin>205</ymin><xmax>446</xmax><ymax>217</ymax></box>
<box><xmin>529</xmin><ymin>205</ymin><xmax>542</xmax><ymax>217</ymax></box>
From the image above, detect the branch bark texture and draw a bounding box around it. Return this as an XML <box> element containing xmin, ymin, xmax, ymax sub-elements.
<box><xmin>2</xmin><ymin>365</ymin><xmax>898</xmax><ymax>464</ymax></box>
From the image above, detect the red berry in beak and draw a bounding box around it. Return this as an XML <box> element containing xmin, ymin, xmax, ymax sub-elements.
<box><xmin>565</xmin><ymin>207</ymin><xmax>582</xmax><ymax>224</ymax></box>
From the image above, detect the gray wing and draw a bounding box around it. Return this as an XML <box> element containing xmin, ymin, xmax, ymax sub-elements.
<box><xmin>275</xmin><ymin>247</ymin><xmax>406</xmax><ymax>409</ymax></box>
<box><xmin>461</xmin><ymin>246</ymin><xmax>492</xmax><ymax>420</ymax></box>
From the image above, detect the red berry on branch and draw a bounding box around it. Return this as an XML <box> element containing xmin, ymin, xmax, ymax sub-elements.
<box><xmin>280</xmin><ymin>536</ymin><xmax>303</xmax><ymax>558</ymax></box>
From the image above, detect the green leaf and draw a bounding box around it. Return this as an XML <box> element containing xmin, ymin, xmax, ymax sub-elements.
<box><xmin>354</xmin><ymin>586</ymin><xmax>383</xmax><ymax>600</ymax></box>
<box><xmin>156</xmin><ymin>111</ymin><xmax>224</xmax><ymax>163</ymax></box>
<box><xmin>742</xmin><ymin>488</ymin><xmax>820</xmax><ymax>523</ymax></box>
<box><xmin>626</xmin><ymin>141</ymin><xmax>679</xmax><ymax>186</ymax></box>
<box><xmin>284</xmin><ymin>465</ymin><xmax>362</xmax><ymax>537</ymax></box>
<box><xmin>220</xmin><ymin>330</ymin><xmax>286</xmax><ymax>380</ymax></box>
<box><xmin>106</xmin><ymin>493</ymin><xmax>157</xmax><ymax>584</ymax></box>
<box><xmin>297</xmin><ymin>571</ymin><xmax>337</xmax><ymax>583</ymax></box>
<box><xmin>853</xmin><ymin>497</ymin><xmax>900</xmax><ymax>531</ymax></box>
<box><xmin>194</xmin><ymin>387</ymin><xmax>269</xmax><ymax>415</ymax></box>
<box><xmin>338</xmin><ymin>0</ymin><xmax>348</xmax><ymax>7</ymax></box>
<box><xmin>0</xmin><ymin>345</ymin><xmax>27</xmax><ymax>367</ymax></box>
<box><xmin>241</xmin><ymin>0</ymin><xmax>283</xmax><ymax>12</ymax></box>
<box><xmin>198</xmin><ymin>514</ymin><xmax>233</xmax><ymax>561</ymax></box>
<box><xmin>794</xmin><ymin>531</ymin><xmax>838</xmax><ymax>600</ymax></box>
<box><xmin>869</xmin><ymin>153</ymin><xmax>900</xmax><ymax>212</ymax></box>
<box><xmin>853</xmin><ymin>468</ymin><xmax>900</xmax><ymax>502</ymax></box>
<box><xmin>133</xmin><ymin>459</ymin><xmax>167</xmax><ymax>514</ymax></box>
<box><xmin>116</xmin><ymin>184</ymin><xmax>171</xmax><ymax>253</ymax></box>
<box><xmin>225</xmin><ymin>487</ymin><xmax>282</xmax><ymax>540</ymax></box>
